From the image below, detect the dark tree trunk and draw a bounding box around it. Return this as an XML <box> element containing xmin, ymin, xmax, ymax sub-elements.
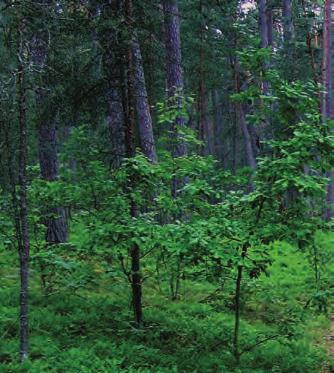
<box><xmin>266</xmin><ymin>6</ymin><xmax>273</xmax><ymax>47</ymax></box>
<box><xmin>233</xmin><ymin>60</ymin><xmax>257</xmax><ymax>172</ymax></box>
<box><xmin>17</xmin><ymin>22</ymin><xmax>30</xmax><ymax>362</ymax></box>
<box><xmin>38</xmin><ymin>122</ymin><xmax>68</xmax><ymax>243</ymax></box>
<box><xmin>197</xmin><ymin>0</ymin><xmax>209</xmax><ymax>156</ymax></box>
<box><xmin>233</xmin><ymin>265</ymin><xmax>243</xmax><ymax>366</ymax></box>
<box><xmin>163</xmin><ymin>0</ymin><xmax>184</xmax><ymax>98</ymax></box>
<box><xmin>258</xmin><ymin>0</ymin><xmax>270</xmax><ymax>96</ymax></box>
<box><xmin>163</xmin><ymin>0</ymin><xmax>187</xmax><ymax>158</ymax></box>
<box><xmin>30</xmin><ymin>2</ymin><xmax>68</xmax><ymax>243</ymax></box>
<box><xmin>123</xmin><ymin>0</ymin><xmax>159</xmax><ymax>323</ymax></box>
<box><xmin>163</xmin><ymin>0</ymin><xmax>187</xmax><ymax>298</ymax></box>
<box><xmin>258</xmin><ymin>0</ymin><xmax>269</xmax><ymax>49</ymax></box>
<box><xmin>238</xmin><ymin>105</ymin><xmax>257</xmax><ymax>172</ymax></box>
<box><xmin>282</xmin><ymin>0</ymin><xmax>294</xmax><ymax>58</ymax></box>
<box><xmin>322</xmin><ymin>0</ymin><xmax>334</xmax><ymax>220</ymax></box>
<box><xmin>132</xmin><ymin>38</ymin><xmax>157</xmax><ymax>163</ymax></box>
<box><xmin>126</xmin><ymin>43</ymin><xmax>143</xmax><ymax>327</ymax></box>
<box><xmin>212</xmin><ymin>90</ymin><xmax>224</xmax><ymax>163</ymax></box>
<box><xmin>107</xmin><ymin>83</ymin><xmax>126</xmax><ymax>169</ymax></box>
<box><xmin>257</xmin><ymin>0</ymin><xmax>271</xmax><ymax>144</ymax></box>
<box><xmin>104</xmin><ymin>3</ymin><xmax>125</xmax><ymax>169</ymax></box>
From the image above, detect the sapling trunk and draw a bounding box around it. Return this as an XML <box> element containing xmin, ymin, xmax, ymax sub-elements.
<box><xmin>233</xmin><ymin>264</ymin><xmax>243</xmax><ymax>366</ymax></box>
<box><xmin>17</xmin><ymin>20</ymin><xmax>30</xmax><ymax>361</ymax></box>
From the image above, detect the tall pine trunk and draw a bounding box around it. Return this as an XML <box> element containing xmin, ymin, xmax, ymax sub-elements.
<box><xmin>125</xmin><ymin>0</ymin><xmax>159</xmax><ymax>326</ymax></box>
<box><xmin>257</xmin><ymin>0</ymin><xmax>271</xmax><ymax>144</ymax></box>
<box><xmin>104</xmin><ymin>2</ymin><xmax>125</xmax><ymax>169</ymax></box>
<box><xmin>38</xmin><ymin>121</ymin><xmax>68</xmax><ymax>243</ymax></box>
<box><xmin>163</xmin><ymin>0</ymin><xmax>187</xmax><ymax>299</ymax></box>
<box><xmin>233</xmin><ymin>60</ymin><xmax>257</xmax><ymax>172</ymax></box>
<box><xmin>163</xmin><ymin>0</ymin><xmax>187</xmax><ymax>159</ymax></box>
<box><xmin>258</xmin><ymin>0</ymin><xmax>269</xmax><ymax>49</ymax></box>
<box><xmin>212</xmin><ymin>89</ymin><xmax>225</xmax><ymax>163</ymax></box>
<box><xmin>322</xmin><ymin>0</ymin><xmax>334</xmax><ymax>220</ymax></box>
<box><xmin>132</xmin><ymin>38</ymin><xmax>157</xmax><ymax>163</ymax></box>
<box><xmin>31</xmin><ymin>2</ymin><xmax>68</xmax><ymax>243</ymax></box>
<box><xmin>282</xmin><ymin>0</ymin><xmax>294</xmax><ymax>59</ymax></box>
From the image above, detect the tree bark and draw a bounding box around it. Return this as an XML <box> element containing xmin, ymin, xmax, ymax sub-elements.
<box><xmin>258</xmin><ymin>0</ymin><xmax>269</xmax><ymax>49</ymax></box>
<box><xmin>322</xmin><ymin>0</ymin><xmax>334</xmax><ymax>220</ymax></box>
<box><xmin>126</xmin><ymin>38</ymin><xmax>143</xmax><ymax>327</ymax></box>
<box><xmin>282</xmin><ymin>0</ymin><xmax>294</xmax><ymax>58</ymax></box>
<box><xmin>132</xmin><ymin>38</ymin><xmax>157</xmax><ymax>163</ymax></box>
<box><xmin>17</xmin><ymin>21</ymin><xmax>30</xmax><ymax>362</ymax></box>
<box><xmin>257</xmin><ymin>0</ymin><xmax>271</xmax><ymax>144</ymax></box>
<box><xmin>104</xmin><ymin>2</ymin><xmax>125</xmax><ymax>169</ymax></box>
<box><xmin>212</xmin><ymin>89</ymin><xmax>225</xmax><ymax>163</ymax></box>
<box><xmin>30</xmin><ymin>1</ymin><xmax>68</xmax><ymax>243</ymax></box>
<box><xmin>163</xmin><ymin>0</ymin><xmax>187</xmax><ymax>158</ymax></box>
<box><xmin>266</xmin><ymin>6</ymin><xmax>273</xmax><ymax>47</ymax></box>
<box><xmin>38</xmin><ymin>122</ymin><xmax>68</xmax><ymax>243</ymax></box>
<box><xmin>197</xmin><ymin>0</ymin><xmax>209</xmax><ymax>156</ymax></box>
<box><xmin>125</xmin><ymin>0</ymin><xmax>146</xmax><ymax>326</ymax></box>
<box><xmin>233</xmin><ymin>60</ymin><xmax>257</xmax><ymax>172</ymax></box>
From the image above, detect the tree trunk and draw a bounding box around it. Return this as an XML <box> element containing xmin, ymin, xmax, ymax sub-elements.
<box><xmin>126</xmin><ymin>36</ymin><xmax>143</xmax><ymax>327</ymax></box>
<box><xmin>233</xmin><ymin>265</ymin><xmax>243</xmax><ymax>366</ymax></box>
<box><xmin>163</xmin><ymin>0</ymin><xmax>187</xmax><ymax>158</ymax></box>
<box><xmin>212</xmin><ymin>89</ymin><xmax>225</xmax><ymax>163</ymax></box>
<box><xmin>282</xmin><ymin>0</ymin><xmax>294</xmax><ymax>58</ymax></box>
<box><xmin>38</xmin><ymin>122</ymin><xmax>68</xmax><ymax>243</ymax></box>
<box><xmin>104</xmin><ymin>2</ymin><xmax>125</xmax><ymax>169</ymax></box>
<box><xmin>257</xmin><ymin>0</ymin><xmax>271</xmax><ymax>144</ymax></box>
<box><xmin>322</xmin><ymin>0</ymin><xmax>334</xmax><ymax>220</ymax></box>
<box><xmin>258</xmin><ymin>0</ymin><xmax>269</xmax><ymax>49</ymax></box>
<box><xmin>30</xmin><ymin>2</ymin><xmax>68</xmax><ymax>243</ymax></box>
<box><xmin>197</xmin><ymin>0</ymin><xmax>209</xmax><ymax>156</ymax></box>
<box><xmin>17</xmin><ymin>21</ymin><xmax>30</xmax><ymax>362</ymax></box>
<box><xmin>163</xmin><ymin>0</ymin><xmax>187</xmax><ymax>298</ymax></box>
<box><xmin>266</xmin><ymin>6</ymin><xmax>273</xmax><ymax>47</ymax></box>
<box><xmin>125</xmin><ymin>0</ymin><xmax>146</xmax><ymax>326</ymax></box>
<box><xmin>132</xmin><ymin>38</ymin><xmax>157</xmax><ymax>163</ymax></box>
<box><xmin>233</xmin><ymin>60</ymin><xmax>257</xmax><ymax>172</ymax></box>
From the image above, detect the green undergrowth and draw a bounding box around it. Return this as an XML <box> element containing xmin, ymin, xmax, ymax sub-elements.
<box><xmin>0</xmin><ymin>233</ymin><xmax>333</xmax><ymax>372</ymax></box>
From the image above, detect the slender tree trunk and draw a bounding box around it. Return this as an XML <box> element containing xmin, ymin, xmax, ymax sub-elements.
<box><xmin>17</xmin><ymin>21</ymin><xmax>30</xmax><ymax>362</ymax></box>
<box><xmin>258</xmin><ymin>0</ymin><xmax>270</xmax><ymax>98</ymax></box>
<box><xmin>212</xmin><ymin>89</ymin><xmax>224</xmax><ymax>163</ymax></box>
<box><xmin>233</xmin><ymin>265</ymin><xmax>243</xmax><ymax>366</ymax></box>
<box><xmin>197</xmin><ymin>0</ymin><xmax>209</xmax><ymax>155</ymax></box>
<box><xmin>126</xmin><ymin>35</ymin><xmax>143</xmax><ymax>326</ymax></box>
<box><xmin>257</xmin><ymin>0</ymin><xmax>272</xmax><ymax>144</ymax></box>
<box><xmin>322</xmin><ymin>0</ymin><xmax>334</xmax><ymax>220</ymax></box>
<box><xmin>125</xmin><ymin>0</ymin><xmax>146</xmax><ymax>326</ymax></box>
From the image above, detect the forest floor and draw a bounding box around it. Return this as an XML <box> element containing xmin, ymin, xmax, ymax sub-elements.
<box><xmin>323</xmin><ymin>316</ymin><xmax>334</xmax><ymax>372</ymax></box>
<box><xmin>1</xmin><ymin>232</ymin><xmax>333</xmax><ymax>372</ymax></box>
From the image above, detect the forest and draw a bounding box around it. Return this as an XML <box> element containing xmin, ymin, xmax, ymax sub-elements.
<box><xmin>0</xmin><ymin>0</ymin><xmax>334</xmax><ymax>372</ymax></box>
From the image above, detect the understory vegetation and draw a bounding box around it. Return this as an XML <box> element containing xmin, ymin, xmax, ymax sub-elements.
<box><xmin>1</xmin><ymin>233</ymin><xmax>333</xmax><ymax>372</ymax></box>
